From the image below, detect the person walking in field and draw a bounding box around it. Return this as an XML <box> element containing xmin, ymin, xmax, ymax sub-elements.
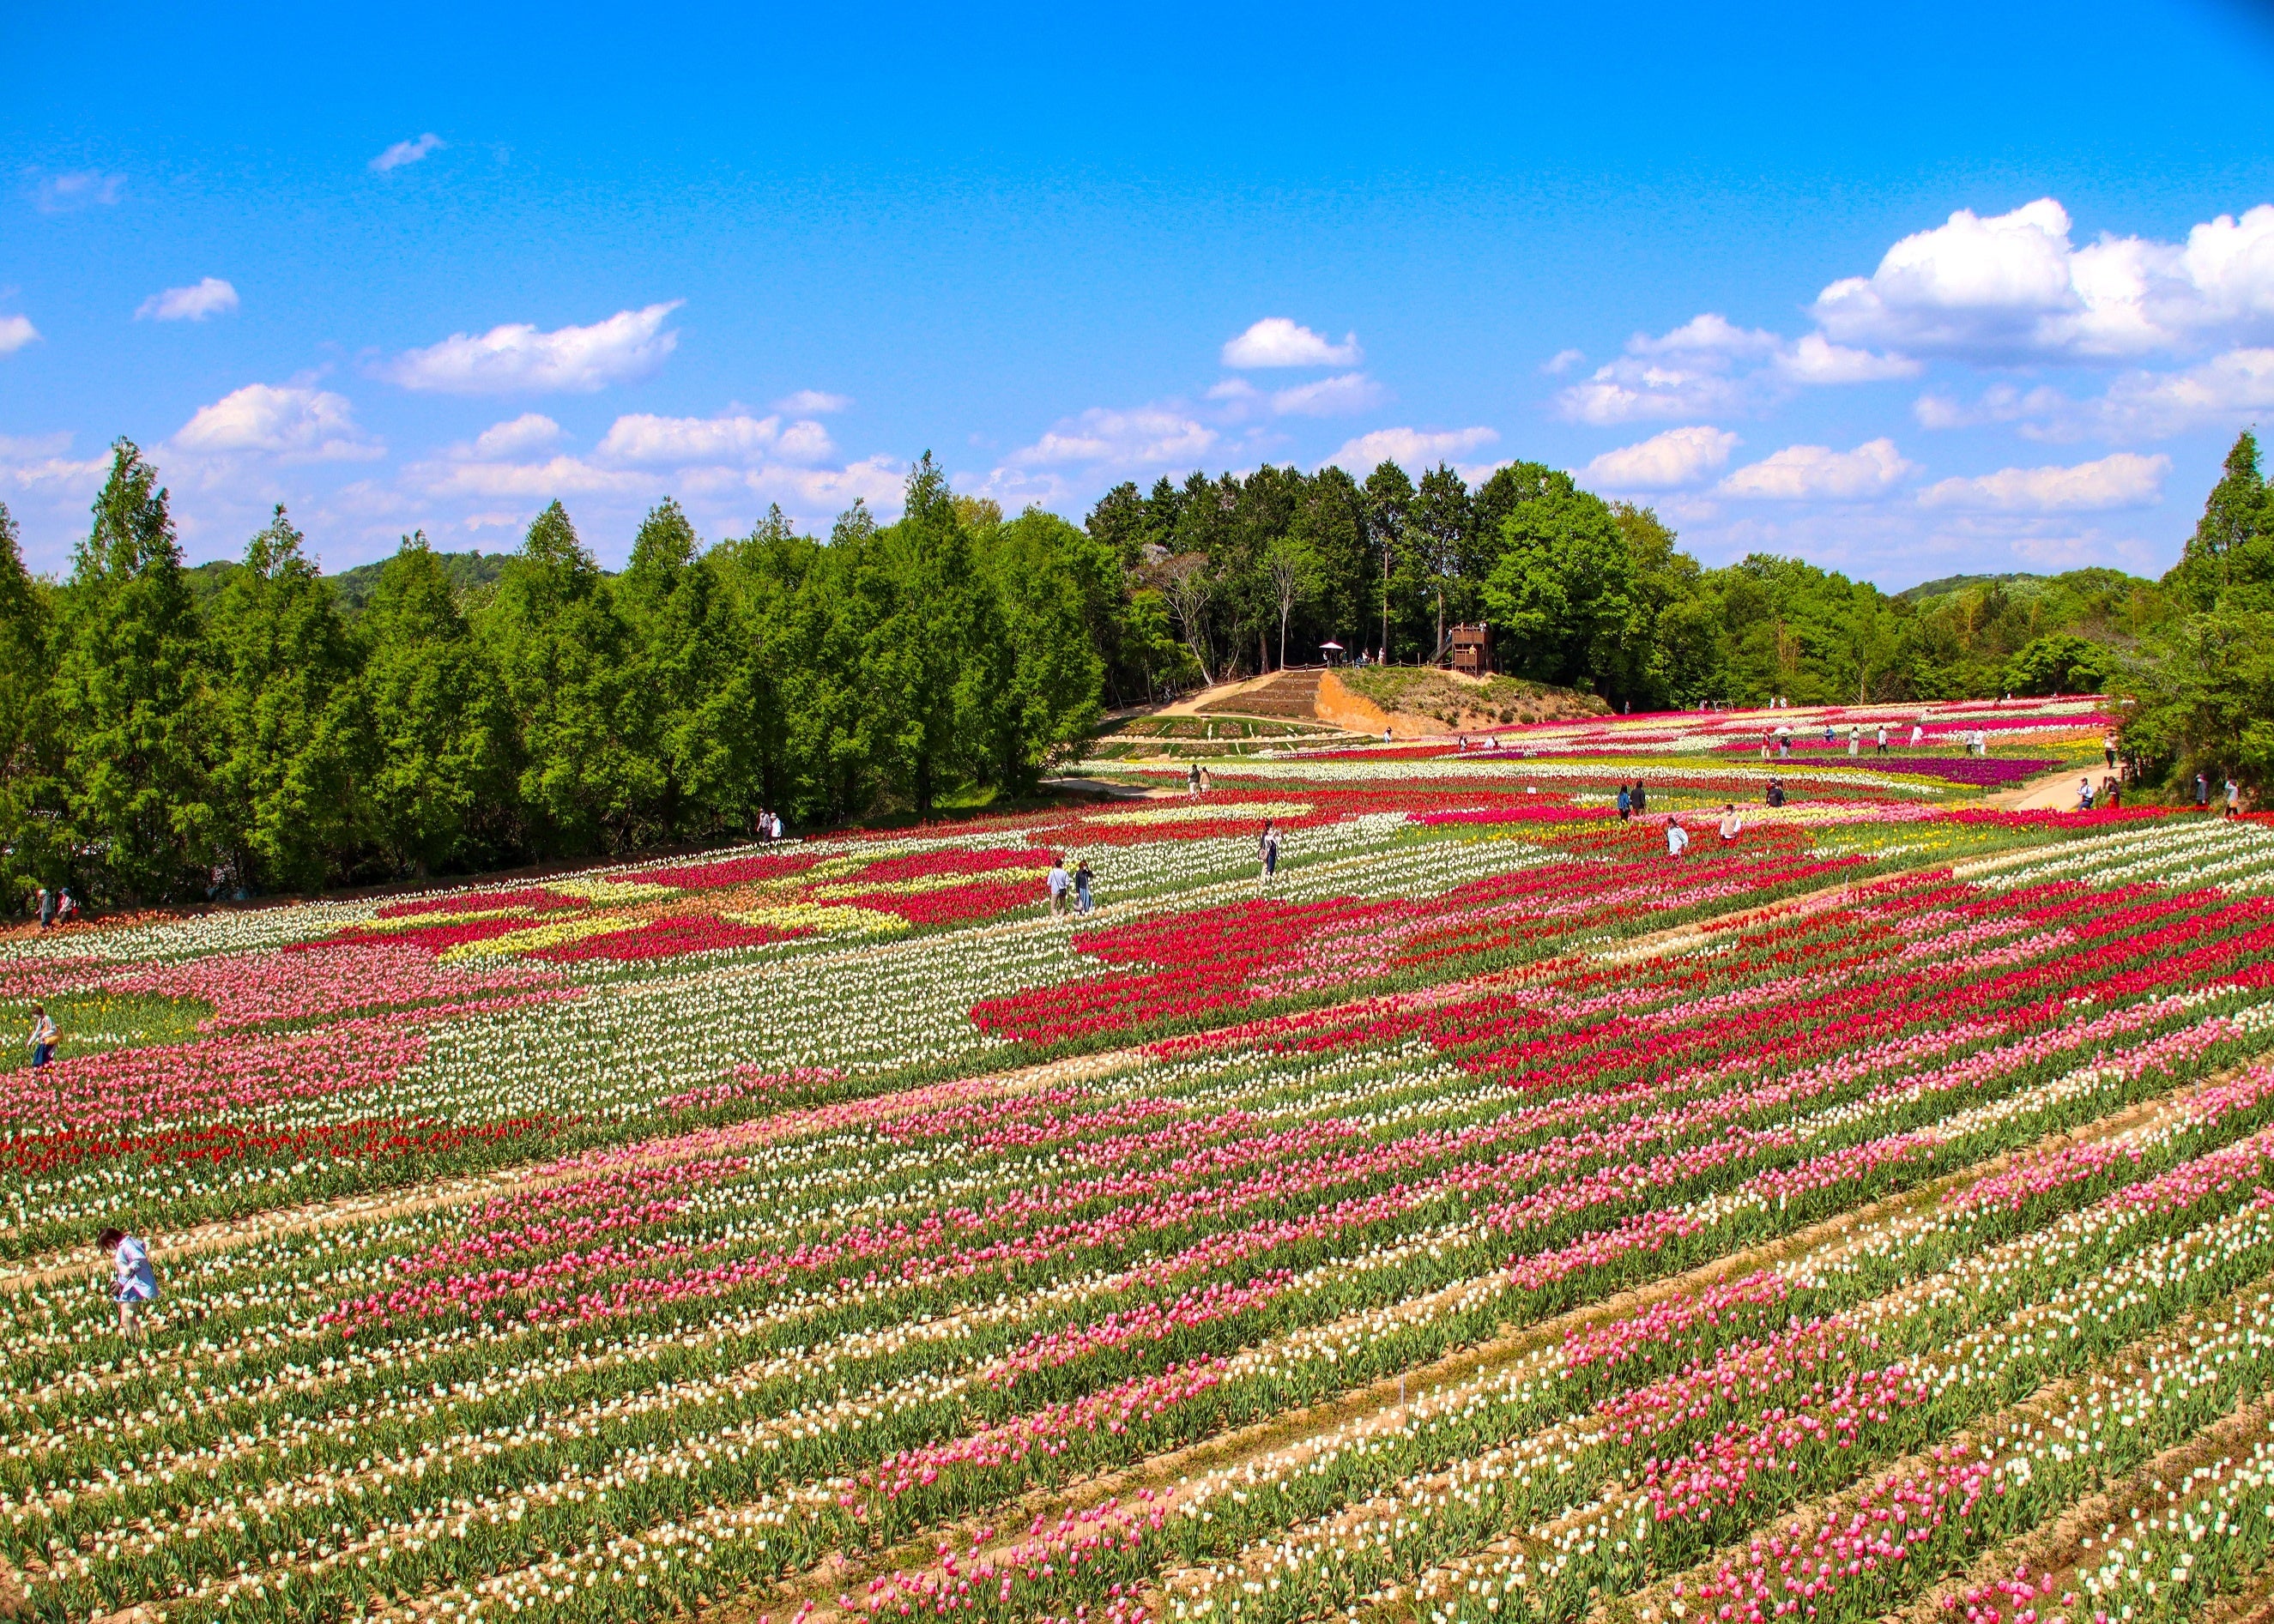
<box><xmin>97</xmin><ymin>1227</ymin><xmax>156</xmax><ymax>1343</ymax></box>
<box><xmin>1198</xmin><ymin>765</ymin><xmax>1212</xmax><ymax>797</ymax></box>
<box><xmin>2103</xmin><ymin>734</ymin><xmax>2117</xmax><ymax>770</ymax></box>
<box><xmin>2197</xmin><ymin>772</ymin><xmax>2210</xmax><ymax>810</ymax></box>
<box><xmin>1718</xmin><ymin>804</ymin><xmax>1741</xmax><ymax>842</ymax></box>
<box><xmin>1848</xmin><ymin>724</ymin><xmax>1860</xmax><ymax>758</ymax></box>
<box><xmin>1766</xmin><ymin>777</ymin><xmax>1787</xmax><ymax>808</ymax></box>
<box><xmin>1046</xmin><ymin>855</ymin><xmax>1071</xmax><ymax>916</ymax></box>
<box><xmin>1258</xmin><ymin>821</ymin><xmax>1281</xmax><ymax>893</ymax></box>
<box><xmin>1910</xmin><ymin>722</ymin><xmax>1924</xmax><ymax>749</ymax></box>
<box><xmin>1187</xmin><ymin>762</ymin><xmax>1201</xmax><ymax>800</ymax></box>
<box><xmin>2077</xmin><ymin>776</ymin><xmax>2095</xmax><ymax>812</ymax></box>
<box><xmin>1631</xmin><ymin>782</ymin><xmax>1648</xmax><ymax>815</ymax></box>
<box><xmin>27</xmin><ymin>1005</ymin><xmax>56</xmax><ymax>1069</ymax></box>
<box><xmin>1616</xmin><ymin>784</ymin><xmax>1632</xmax><ymax>822</ymax></box>
<box><xmin>34</xmin><ymin>886</ymin><xmax>52</xmax><ymax>929</ymax></box>
<box><xmin>2228</xmin><ymin>778</ymin><xmax>2242</xmax><ymax>818</ymax></box>
<box><xmin>1875</xmin><ymin>724</ymin><xmax>1888</xmax><ymax>756</ymax></box>
<box><xmin>1073</xmin><ymin>859</ymin><xmax>1094</xmax><ymax>915</ymax></box>
<box><xmin>1665</xmin><ymin>820</ymin><xmax>1690</xmax><ymax>858</ymax></box>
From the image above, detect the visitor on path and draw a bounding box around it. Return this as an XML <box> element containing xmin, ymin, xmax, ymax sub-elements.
<box><xmin>1258</xmin><ymin>821</ymin><xmax>1280</xmax><ymax>892</ymax></box>
<box><xmin>770</xmin><ymin>812</ymin><xmax>784</xmax><ymax>842</ymax></box>
<box><xmin>1198</xmin><ymin>765</ymin><xmax>1212</xmax><ymax>797</ymax></box>
<box><xmin>1766</xmin><ymin>778</ymin><xmax>1787</xmax><ymax>808</ymax></box>
<box><xmin>1823</xmin><ymin>722</ymin><xmax>1836</xmax><ymax>747</ymax></box>
<box><xmin>2102</xmin><ymin>776</ymin><xmax>2121</xmax><ymax>809</ymax></box>
<box><xmin>1761</xmin><ymin>730</ymin><xmax>1774</xmax><ymax>760</ymax></box>
<box><xmin>1719</xmin><ymin>804</ymin><xmax>1741</xmax><ymax>842</ymax></box>
<box><xmin>1909</xmin><ymin>723</ymin><xmax>1923</xmax><ymax>749</ymax></box>
<box><xmin>1046</xmin><ymin>855</ymin><xmax>1071</xmax><ymax>916</ymax></box>
<box><xmin>1665</xmin><ymin>821</ymin><xmax>1689</xmax><ymax>858</ymax></box>
<box><xmin>2103</xmin><ymin>734</ymin><xmax>2117</xmax><ymax>770</ymax></box>
<box><xmin>755</xmin><ymin>809</ymin><xmax>771</xmax><ymax>842</ymax></box>
<box><xmin>1631</xmin><ymin>782</ymin><xmax>1648</xmax><ymax>815</ymax></box>
<box><xmin>54</xmin><ymin>890</ymin><xmax>77</xmax><ymax>925</ymax></box>
<box><xmin>97</xmin><ymin>1227</ymin><xmax>156</xmax><ymax>1343</ymax></box>
<box><xmin>1382</xmin><ymin>727</ymin><xmax>1394</xmax><ymax>745</ymax></box>
<box><xmin>2228</xmin><ymin>779</ymin><xmax>2242</xmax><ymax>818</ymax></box>
<box><xmin>2078</xmin><ymin>777</ymin><xmax>2095</xmax><ymax>812</ymax></box>
<box><xmin>1616</xmin><ymin>785</ymin><xmax>1632</xmax><ymax>822</ymax></box>
<box><xmin>1779</xmin><ymin>734</ymin><xmax>1791</xmax><ymax>758</ymax></box>
<box><xmin>1875</xmin><ymin>725</ymin><xmax>1888</xmax><ymax>756</ymax></box>
<box><xmin>1848</xmin><ymin>725</ymin><xmax>1860</xmax><ymax>758</ymax></box>
<box><xmin>2198</xmin><ymin>772</ymin><xmax>2211</xmax><ymax>809</ymax></box>
<box><xmin>27</xmin><ymin>1005</ymin><xmax>56</xmax><ymax>1070</ymax></box>
<box><xmin>1187</xmin><ymin>762</ymin><xmax>1201</xmax><ymax>800</ymax></box>
<box><xmin>34</xmin><ymin>887</ymin><xmax>51</xmax><ymax>929</ymax></box>
<box><xmin>1073</xmin><ymin>859</ymin><xmax>1094</xmax><ymax>915</ymax></box>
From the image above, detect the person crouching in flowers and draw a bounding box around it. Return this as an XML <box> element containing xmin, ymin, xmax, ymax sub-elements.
<box><xmin>1718</xmin><ymin>803</ymin><xmax>1741</xmax><ymax>842</ymax></box>
<box><xmin>97</xmin><ymin>1226</ymin><xmax>157</xmax><ymax>1342</ymax></box>
<box><xmin>1665</xmin><ymin>820</ymin><xmax>1689</xmax><ymax>858</ymax></box>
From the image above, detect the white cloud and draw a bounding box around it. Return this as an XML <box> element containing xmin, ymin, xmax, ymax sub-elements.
<box><xmin>773</xmin><ymin>389</ymin><xmax>852</xmax><ymax>414</ymax></box>
<box><xmin>1557</xmin><ymin>357</ymin><xmax>1748</xmax><ymax>426</ymax></box>
<box><xmin>1540</xmin><ymin>347</ymin><xmax>1586</xmax><ymax>376</ymax></box>
<box><xmin>381</xmin><ymin>301</ymin><xmax>682</xmax><ymax>394</ymax></box>
<box><xmin>0</xmin><ymin>315</ymin><xmax>39</xmax><ymax>355</ymax></box>
<box><xmin>1812</xmin><ymin>198</ymin><xmax>2274</xmax><ymax>361</ymax></box>
<box><xmin>1221</xmin><ymin>317</ymin><xmax>1361</xmax><ymax>369</ymax></box>
<box><xmin>1557</xmin><ymin>313</ymin><xmax>1915</xmax><ymax>425</ymax></box>
<box><xmin>1721</xmin><ymin>438</ymin><xmax>1914</xmax><ymax>501</ymax></box>
<box><xmin>407</xmin><ymin>453</ymin><xmax>649</xmax><ymax>500</ymax></box>
<box><xmin>1324</xmin><ymin>426</ymin><xmax>1498</xmax><ymax>476</ymax></box>
<box><xmin>0</xmin><ymin>432</ymin><xmax>106</xmax><ymax>493</ymax></box>
<box><xmin>2089</xmin><ymin>347</ymin><xmax>2274</xmax><ymax>438</ymax></box>
<box><xmin>1911</xmin><ymin>382</ymin><xmax>2076</xmax><ymax>432</ymax></box>
<box><xmin>370</xmin><ymin>133</ymin><xmax>445</xmax><ymax>173</ymax></box>
<box><xmin>1582</xmin><ymin>426</ymin><xmax>1740</xmax><ymax>490</ymax></box>
<box><xmin>596</xmin><ymin>411</ymin><xmax>836</xmax><ymax>467</ymax></box>
<box><xmin>1629</xmin><ymin>312</ymin><xmax>1783</xmax><ymax>360</ymax></box>
<box><xmin>1773</xmin><ymin>332</ymin><xmax>1920</xmax><ymax>383</ymax></box>
<box><xmin>136</xmin><ymin>277</ymin><xmax>239</xmax><ymax>322</ymax></box>
<box><xmin>1917</xmin><ymin>452</ymin><xmax>2170</xmax><ymax>513</ymax></box>
<box><xmin>33</xmin><ymin>171</ymin><xmax>124</xmax><ymax>212</ymax></box>
<box><xmin>1268</xmin><ymin>371</ymin><xmax>1386</xmax><ymax>417</ymax></box>
<box><xmin>1007</xmin><ymin>406</ymin><xmax>1217</xmax><ymax>470</ymax></box>
<box><xmin>1205</xmin><ymin>377</ymin><xmax>1261</xmax><ymax>402</ymax></box>
<box><xmin>747</xmin><ymin>455</ymin><xmax>906</xmax><ymax>514</ymax></box>
<box><xmin>172</xmin><ymin>384</ymin><xmax>384</xmax><ymax>462</ymax></box>
<box><xmin>469</xmin><ymin>414</ymin><xmax>562</xmax><ymax>458</ymax></box>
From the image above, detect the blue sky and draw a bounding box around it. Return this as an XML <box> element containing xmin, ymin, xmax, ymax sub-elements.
<box><xmin>4</xmin><ymin>1</ymin><xmax>2273</xmax><ymax>588</ymax></box>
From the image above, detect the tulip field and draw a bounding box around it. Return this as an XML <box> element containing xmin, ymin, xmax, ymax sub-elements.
<box><xmin>4</xmin><ymin>697</ymin><xmax>2274</xmax><ymax>1624</ymax></box>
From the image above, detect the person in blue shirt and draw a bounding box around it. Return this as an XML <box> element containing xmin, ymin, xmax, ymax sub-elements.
<box><xmin>1616</xmin><ymin>785</ymin><xmax>1632</xmax><ymax>821</ymax></box>
<box><xmin>97</xmin><ymin>1227</ymin><xmax>157</xmax><ymax>1342</ymax></box>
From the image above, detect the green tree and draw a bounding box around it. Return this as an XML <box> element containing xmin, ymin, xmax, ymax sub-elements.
<box><xmin>979</xmin><ymin>508</ymin><xmax>1106</xmax><ymax>774</ymax></box>
<box><xmin>208</xmin><ymin>507</ymin><xmax>368</xmax><ymax>891</ymax></box>
<box><xmin>617</xmin><ymin>498</ymin><xmax>754</xmax><ymax>840</ymax></box>
<box><xmin>0</xmin><ymin>503</ymin><xmax>63</xmax><ymax>903</ymax></box>
<box><xmin>2167</xmin><ymin>431</ymin><xmax>2274</xmax><ymax>613</ymax></box>
<box><xmin>477</xmin><ymin>501</ymin><xmax>649</xmax><ymax>854</ymax></box>
<box><xmin>49</xmin><ymin>442</ymin><xmax>213</xmax><ymax>903</ymax></box>
<box><xmin>1480</xmin><ymin>471</ymin><xmax>1636</xmax><ymax>695</ymax></box>
<box><xmin>362</xmin><ymin>533</ymin><xmax>512</xmax><ymax>876</ymax></box>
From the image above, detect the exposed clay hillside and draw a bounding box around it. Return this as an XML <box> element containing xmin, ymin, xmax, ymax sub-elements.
<box><xmin>1328</xmin><ymin>667</ymin><xmax>1609</xmax><ymax>734</ymax></box>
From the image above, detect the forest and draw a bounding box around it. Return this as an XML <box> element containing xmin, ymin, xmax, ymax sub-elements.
<box><xmin>1</xmin><ymin>430</ymin><xmax>2269</xmax><ymax>903</ymax></box>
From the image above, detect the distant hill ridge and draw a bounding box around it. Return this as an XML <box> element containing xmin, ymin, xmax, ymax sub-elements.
<box><xmin>182</xmin><ymin>549</ymin><xmax>514</xmax><ymax>613</ymax></box>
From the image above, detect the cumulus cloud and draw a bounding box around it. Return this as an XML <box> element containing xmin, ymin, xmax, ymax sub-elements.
<box><xmin>1812</xmin><ymin>198</ymin><xmax>2274</xmax><ymax>362</ymax></box>
<box><xmin>1720</xmin><ymin>438</ymin><xmax>1914</xmax><ymax>501</ymax></box>
<box><xmin>1917</xmin><ymin>452</ymin><xmax>2170</xmax><ymax>513</ymax></box>
<box><xmin>1006</xmin><ymin>406</ymin><xmax>1217</xmax><ymax>470</ymax></box>
<box><xmin>747</xmin><ymin>456</ymin><xmax>906</xmax><ymax>514</ymax></box>
<box><xmin>1582</xmin><ymin>426</ymin><xmax>1740</xmax><ymax>490</ymax></box>
<box><xmin>773</xmin><ymin>389</ymin><xmax>852</xmax><ymax>414</ymax></box>
<box><xmin>1557</xmin><ymin>313</ymin><xmax>1915</xmax><ymax>425</ymax></box>
<box><xmin>381</xmin><ymin>302</ymin><xmax>683</xmax><ymax>394</ymax></box>
<box><xmin>0</xmin><ymin>432</ymin><xmax>106</xmax><ymax>492</ymax></box>
<box><xmin>2089</xmin><ymin>347</ymin><xmax>2274</xmax><ymax>438</ymax></box>
<box><xmin>370</xmin><ymin>133</ymin><xmax>445</xmax><ymax>173</ymax></box>
<box><xmin>136</xmin><ymin>278</ymin><xmax>239</xmax><ymax>322</ymax></box>
<box><xmin>1324</xmin><ymin>426</ymin><xmax>1498</xmax><ymax>476</ymax></box>
<box><xmin>1268</xmin><ymin>371</ymin><xmax>1386</xmax><ymax>417</ymax></box>
<box><xmin>597</xmin><ymin>411</ymin><xmax>836</xmax><ymax>467</ymax></box>
<box><xmin>1539</xmin><ymin>347</ymin><xmax>1586</xmax><ymax>376</ymax></box>
<box><xmin>1221</xmin><ymin>317</ymin><xmax>1362</xmax><ymax>369</ymax></box>
<box><xmin>407</xmin><ymin>453</ymin><xmax>648</xmax><ymax>501</ymax></box>
<box><xmin>468</xmin><ymin>414</ymin><xmax>562</xmax><ymax>458</ymax></box>
<box><xmin>0</xmin><ymin>315</ymin><xmax>39</xmax><ymax>355</ymax></box>
<box><xmin>172</xmin><ymin>384</ymin><xmax>384</xmax><ymax>462</ymax></box>
<box><xmin>33</xmin><ymin>171</ymin><xmax>124</xmax><ymax>212</ymax></box>
<box><xmin>1911</xmin><ymin>383</ymin><xmax>2076</xmax><ymax>432</ymax></box>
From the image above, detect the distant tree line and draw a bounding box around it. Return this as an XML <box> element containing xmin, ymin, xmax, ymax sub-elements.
<box><xmin>0</xmin><ymin>432</ymin><xmax>2255</xmax><ymax>903</ymax></box>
